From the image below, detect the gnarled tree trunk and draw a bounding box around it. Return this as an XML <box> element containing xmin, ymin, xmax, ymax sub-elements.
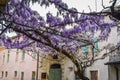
<box><xmin>52</xmin><ymin>46</ymin><xmax>89</xmax><ymax>80</ymax></box>
<box><xmin>62</xmin><ymin>52</ymin><xmax>89</xmax><ymax>80</ymax></box>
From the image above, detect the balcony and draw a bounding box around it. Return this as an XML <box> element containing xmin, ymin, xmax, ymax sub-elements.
<box><xmin>105</xmin><ymin>46</ymin><xmax>120</xmax><ymax>65</ymax></box>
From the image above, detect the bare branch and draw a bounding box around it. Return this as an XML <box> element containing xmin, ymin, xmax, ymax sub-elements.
<box><xmin>0</xmin><ymin>22</ymin><xmax>12</xmax><ymax>35</ymax></box>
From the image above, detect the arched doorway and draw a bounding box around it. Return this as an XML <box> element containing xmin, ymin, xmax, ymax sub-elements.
<box><xmin>48</xmin><ymin>64</ymin><xmax>61</xmax><ymax>80</ymax></box>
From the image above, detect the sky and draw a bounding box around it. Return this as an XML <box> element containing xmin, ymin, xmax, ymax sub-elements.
<box><xmin>31</xmin><ymin>0</ymin><xmax>112</xmax><ymax>17</ymax></box>
<box><xmin>6</xmin><ymin>0</ymin><xmax>120</xmax><ymax>37</ymax></box>
<box><xmin>6</xmin><ymin>0</ymin><xmax>111</xmax><ymax>37</ymax></box>
<box><xmin>30</xmin><ymin>0</ymin><xmax>112</xmax><ymax>30</ymax></box>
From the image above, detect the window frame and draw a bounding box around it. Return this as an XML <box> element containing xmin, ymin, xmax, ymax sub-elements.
<box><xmin>21</xmin><ymin>72</ymin><xmax>24</xmax><ymax>80</ymax></box>
<box><xmin>21</xmin><ymin>51</ymin><xmax>25</xmax><ymax>61</ymax></box>
<box><xmin>1</xmin><ymin>71</ymin><xmax>4</xmax><ymax>78</ymax></box>
<box><xmin>7</xmin><ymin>54</ymin><xmax>10</xmax><ymax>63</ymax></box>
<box><xmin>14</xmin><ymin>71</ymin><xmax>17</xmax><ymax>77</ymax></box>
<box><xmin>5</xmin><ymin>71</ymin><xmax>8</xmax><ymax>77</ymax></box>
<box><xmin>2</xmin><ymin>55</ymin><xmax>5</xmax><ymax>64</ymax></box>
<box><xmin>31</xmin><ymin>71</ymin><xmax>36</xmax><ymax>80</ymax></box>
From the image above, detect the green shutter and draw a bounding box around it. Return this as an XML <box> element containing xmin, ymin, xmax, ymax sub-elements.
<box><xmin>82</xmin><ymin>38</ymin><xmax>98</xmax><ymax>53</ymax></box>
<box><xmin>93</xmin><ymin>38</ymin><xmax>98</xmax><ymax>52</ymax></box>
<box><xmin>83</xmin><ymin>46</ymin><xmax>89</xmax><ymax>53</ymax></box>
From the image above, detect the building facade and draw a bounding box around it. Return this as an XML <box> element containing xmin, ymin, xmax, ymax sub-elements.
<box><xmin>85</xmin><ymin>26</ymin><xmax>120</xmax><ymax>80</ymax></box>
<box><xmin>0</xmin><ymin>46</ymin><xmax>77</xmax><ymax>80</ymax></box>
<box><xmin>38</xmin><ymin>52</ymin><xmax>76</xmax><ymax>80</ymax></box>
<box><xmin>0</xmin><ymin>48</ymin><xmax>37</xmax><ymax>80</ymax></box>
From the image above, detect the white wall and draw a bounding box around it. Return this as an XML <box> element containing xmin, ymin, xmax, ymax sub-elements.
<box><xmin>85</xmin><ymin>24</ymin><xmax>120</xmax><ymax>80</ymax></box>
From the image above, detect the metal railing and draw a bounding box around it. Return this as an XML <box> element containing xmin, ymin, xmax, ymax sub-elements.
<box><xmin>109</xmin><ymin>47</ymin><xmax>120</xmax><ymax>62</ymax></box>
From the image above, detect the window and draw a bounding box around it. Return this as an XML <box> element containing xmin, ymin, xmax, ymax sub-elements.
<box><xmin>82</xmin><ymin>46</ymin><xmax>89</xmax><ymax>53</ymax></box>
<box><xmin>15</xmin><ymin>51</ymin><xmax>19</xmax><ymax>61</ymax></box>
<box><xmin>21</xmin><ymin>51</ymin><xmax>25</xmax><ymax>61</ymax></box>
<box><xmin>93</xmin><ymin>38</ymin><xmax>98</xmax><ymax>53</ymax></box>
<box><xmin>21</xmin><ymin>72</ymin><xmax>24</xmax><ymax>80</ymax></box>
<box><xmin>31</xmin><ymin>71</ymin><xmax>36</xmax><ymax>80</ymax></box>
<box><xmin>1</xmin><ymin>71</ymin><xmax>4</xmax><ymax>78</ymax></box>
<box><xmin>8</xmin><ymin>49</ymin><xmax>10</xmax><ymax>53</ymax></box>
<box><xmin>5</xmin><ymin>71</ymin><xmax>8</xmax><ymax>77</ymax></box>
<box><xmin>41</xmin><ymin>73</ymin><xmax>46</xmax><ymax>79</ymax></box>
<box><xmin>90</xmin><ymin>71</ymin><xmax>98</xmax><ymax>80</ymax></box>
<box><xmin>32</xmin><ymin>52</ymin><xmax>37</xmax><ymax>59</ymax></box>
<box><xmin>14</xmin><ymin>71</ymin><xmax>17</xmax><ymax>77</ymax></box>
<box><xmin>82</xmin><ymin>38</ymin><xmax>98</xmax><ymax>53</ymax></box>
<box><xmin>7</xmin><ymin>54</ymin><xmax>10</xmax><ymax>63</ymax></box>
<box><xmin>3</xmin><ymin>55</ymin><xmax>5</xmax><ymax>64</ymax></box>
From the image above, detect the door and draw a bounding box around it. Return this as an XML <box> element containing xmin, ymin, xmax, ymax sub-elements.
<box><xmin>90</xmin><ymin>71</ymin><xmax>98</xmax><ymax>80</ymax></box>
<box><xmin>48</xmin><ymin>64</ymin><xmax>61</xmax><ymax>80</ymax></box>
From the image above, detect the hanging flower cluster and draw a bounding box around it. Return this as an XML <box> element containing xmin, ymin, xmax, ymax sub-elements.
<box><xmin>0</xmin><ymin>0</ymin><xmax>119</xmax><ymax>54</ymax></box>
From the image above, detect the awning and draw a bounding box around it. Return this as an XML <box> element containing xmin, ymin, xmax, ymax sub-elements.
<box><xmin>104</xmin><ymin>61</ymin><xmax>120</xmax><ymax>65</ymax></box>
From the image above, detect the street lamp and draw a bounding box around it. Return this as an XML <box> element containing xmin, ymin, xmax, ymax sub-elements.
<box><xmin>0</xmin><ymin>0</ymin><xmax>8</xmax><ymax>13</ymax></box>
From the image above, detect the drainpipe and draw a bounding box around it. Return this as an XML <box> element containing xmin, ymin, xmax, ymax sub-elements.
<box><xmin>36</xmin><ymin>51</ymin><xmax>39</xmax><ymax>80</ymax></box>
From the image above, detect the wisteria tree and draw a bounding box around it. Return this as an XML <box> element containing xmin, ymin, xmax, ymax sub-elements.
<box><xmin>0</xmin><ymin>0</ymin><xmax>120</xmax><ymax>80</ymax></box>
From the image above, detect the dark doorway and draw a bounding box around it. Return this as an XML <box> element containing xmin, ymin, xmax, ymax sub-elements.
<box><xmin>90</xmin><ymin>71</ymin><xmax>98</xmax><ymax>80</ymax></box>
